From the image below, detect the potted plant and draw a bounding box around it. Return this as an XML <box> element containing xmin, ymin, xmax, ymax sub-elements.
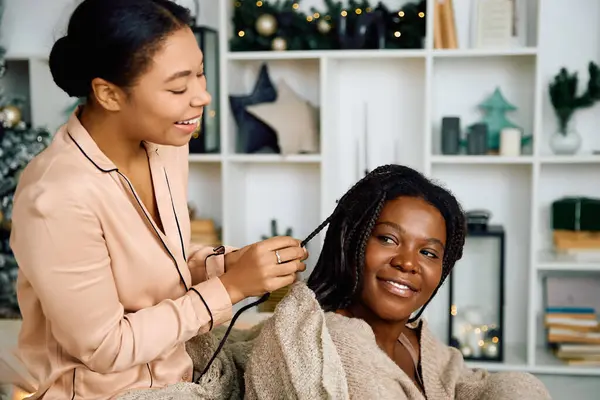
<box><xmin>548</xmin><ymin>61</ymin><xmax>600</xmax><ymax>154</ymax></box>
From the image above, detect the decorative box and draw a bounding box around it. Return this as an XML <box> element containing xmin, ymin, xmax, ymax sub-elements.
<box><xmin>551</xmin><ymin>197</ymin><xmax>600</xmax><ymax>232</ymax></box>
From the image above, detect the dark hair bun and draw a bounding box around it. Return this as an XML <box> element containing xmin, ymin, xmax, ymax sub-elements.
<box><xmin>48</xmin><ymin>0</ymin><xmax>193</xmax><ymax>99</ymax></box>
<box><xmin>49</xmin><ymin>36</ymin><xmax>88</xmax><ymax>98</ymax></box>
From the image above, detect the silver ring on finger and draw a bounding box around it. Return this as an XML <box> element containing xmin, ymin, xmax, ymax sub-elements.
<box><xmin>275</xmin><ymin>250</ymin><xmax>282</xmax><ymax>264</ymax></box>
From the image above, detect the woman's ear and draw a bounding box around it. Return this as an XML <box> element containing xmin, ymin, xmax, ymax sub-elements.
<box><xmin>90</xmin><ymin>77</ymin><xmax>125</xmax><ymax>112</ymax></box>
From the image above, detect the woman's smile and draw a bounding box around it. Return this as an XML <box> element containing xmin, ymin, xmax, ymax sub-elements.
<box><xmin>378</xmin><ymin>276</ymin><xmax>419</xmax><ymax>299</ymax></box>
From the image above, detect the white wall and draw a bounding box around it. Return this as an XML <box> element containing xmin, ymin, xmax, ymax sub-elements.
<box><xmin>0</xmin><ymin>0</ymin><xmax>219</xmax><ymax>57</ymax></box>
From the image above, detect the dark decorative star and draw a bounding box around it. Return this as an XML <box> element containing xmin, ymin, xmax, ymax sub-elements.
<box><xmin>229</xmin><ymin>64</ymin><xmax>280</xmax><ymax>153</ymax></box>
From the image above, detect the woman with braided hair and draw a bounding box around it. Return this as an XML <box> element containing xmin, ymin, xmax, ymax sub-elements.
<box><xmin>243</xmin><ymin>164</ymin><xmax>551</xmax><ymax>399</ymax></box>
<box><xmin>305</xmin><ymin>163</ymin><xmax>467</xmax><ymax>394</ymax></box>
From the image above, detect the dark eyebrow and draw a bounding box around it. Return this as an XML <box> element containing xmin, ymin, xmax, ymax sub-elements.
<box><xmin>164</xmin><ymin>61</ymin><xmax>205</xmax><ymax>83</ymax></box>
<box><xmin>164</xmin><ymin>70</ymin><xmax>192</xmax><ymax>83</ymax></box>
<box><xmin>375</xmin><ymin>221</ymin><xmax>445</xmax><ymax>249</ymax></box>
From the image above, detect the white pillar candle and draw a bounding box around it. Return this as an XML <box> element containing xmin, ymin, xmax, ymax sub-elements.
<box><xmin>500</xmin><ymin>127</ymin><xmax>521</xmax><ymax>156</ymax></box>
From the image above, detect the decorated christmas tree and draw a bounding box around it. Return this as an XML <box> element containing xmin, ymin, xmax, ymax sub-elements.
<box><xmin>0</xmin><ymin>49</ymin><xmax>53</xmax><ymax>318</ymax></box>
<box><xmin>477</xmin><ymin>87</ymin><xmax>521</xmax><ymax>151</ymax></box>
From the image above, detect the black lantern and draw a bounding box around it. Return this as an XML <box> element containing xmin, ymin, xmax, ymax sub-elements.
<box><xmin>189</xmin><ymin>1</ymin><xmax>220</xmax><ymax>154</ymax></box>
<box><xmin>448</xmin><ymin>220</ymin><xmax>505</xmax><ymax>363</ymax></box>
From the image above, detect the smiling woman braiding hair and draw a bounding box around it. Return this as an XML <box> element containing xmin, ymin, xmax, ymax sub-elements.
<box><xmin>10</xmin><ymin>1</ymin><xmax>306</xmax><ymax>398</ymax></box>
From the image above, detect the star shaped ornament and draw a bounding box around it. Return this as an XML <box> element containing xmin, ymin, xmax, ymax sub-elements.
<box><xmin>229</xmin><ymin>64</ymin><xmax>280</xmax><ymax>153</ymax></box>
<box><xmin>246</xmin><ymin>80</ymin><xmax>320</xmax><ymax>155</ymax></box>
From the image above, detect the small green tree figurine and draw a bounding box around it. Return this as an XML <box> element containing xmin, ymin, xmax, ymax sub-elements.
<box><xmin>549</xmin><ymin>61</ymin><xmax>600</xmax><ymax>135</ymax></box>
<box><xmin>261</xmin><ymin>219</ymin><xmax>293</xmax><ymax>240</ymax></box>
<box><xmin>477</xmin><ymin>87</ymin><xmax>521</xmax><ymax>151</ymax></box>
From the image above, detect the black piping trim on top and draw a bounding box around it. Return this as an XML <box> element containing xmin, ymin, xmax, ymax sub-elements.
<box><xmin>163</xmin><ymin>168</ymin><xmax>186</xmax><ymax>261</ymax></box>
<box><xmin>189</xmin><ymin>287</ymin><xmax>214</xmax><ymax>331</ymax></box>
<box><xmin>67</xmin><ymin>131</ymin><xmax>189</xmax><ymax>292</ymax></box>
<box><xmin>205</xmin><ymin>245</ymin><xmax>226</xmax><ymax>277</ymax></box>
<box><xmin>68</xmin><ymin>132</ymin><xmax>117</xmax><ymax>173</ymax></box>
<box><xmin>117</xmin><ymin>170</ymin><xmax>188</xmax><ymax>291</ymax></box>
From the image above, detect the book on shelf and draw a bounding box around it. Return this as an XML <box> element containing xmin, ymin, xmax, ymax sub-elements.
<box><xmin>553</xmin><ymin>343</ymin><xmax>600</xmax><ymax>367</ymax></box>
<box><xmin>544</xmin><ymin>307</ymin><xmax>600</xmax><ymax>366</ymax></box>
<box><xmin>434</xmin><ymin>0</ymin><xmax>458</xmax><ymax>49</ymax></box>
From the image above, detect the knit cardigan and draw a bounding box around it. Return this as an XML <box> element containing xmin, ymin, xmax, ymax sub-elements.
<box><xmin>117</xmin><ymin>282</ymin><xmax>551</xmax><ymax>400</ymax></box>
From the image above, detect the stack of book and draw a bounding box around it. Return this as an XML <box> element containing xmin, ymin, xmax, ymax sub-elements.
<box><xmin>545</xmin><ymin>307</ymin><xmax>600</xmax><ymax>366</ymax></box>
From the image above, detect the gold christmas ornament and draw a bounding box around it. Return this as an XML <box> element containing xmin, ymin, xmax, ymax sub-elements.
<box><xmin>2</xmin><ymin>105</ymin><xmax>22</xmax><ymax>127</ymax></box>
<box><xmin>256</xmin><ymin>13</ymin><xmax>277</xmax><ymax>37</ymax></box>
<box><xmin>317</xmin><ymin>19</ymin><xmax>331</xmax><ymax>34</ymax></box>
<box><xmin>271</xmin><ymin>37</ymin><xmax>287</xmax><ymax>51</ymax></box>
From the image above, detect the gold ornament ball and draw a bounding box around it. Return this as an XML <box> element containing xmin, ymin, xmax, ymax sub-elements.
<box><xmin>256</xmin><ymin>14</ymin><xmax>278</xmax><ymax>37</ymax></box>
<box><xmin>2</xmin><ymin>105</ymin><xmax>22</xmax><ymax>127</ymax></box>
<box><xmin>271</xmin><ymin>37</ymin><xmax>287</xmax><ymax>51</ymax></box>
<box><xmin>317</xmin><ymin>19</ymin><xmax>331</xmax><ymax>34</ymax></box>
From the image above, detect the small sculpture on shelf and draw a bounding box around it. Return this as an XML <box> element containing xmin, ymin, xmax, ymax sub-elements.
<box><xmin>440</xmin><ymin>116</ymin><xmax>460</xmax><ymax>155</ymax></box>
<box><xmin>261</xmin><ymin>218</ymin><xmax>293</xmax><ymax>240</ymax></box>
<box><xmin>229</xmin><ymin>63</ymin><xmax>280</xmax><ymax>154</ymax></box>
<box><xmin>476</xmin><ymin>87</ymin><xmax>522</xmax><ymax>153</ymax></box>
<box><xmin>246</xmin><ymin>79</ymin><xmax>320</xmax><ymax>156</ymax></box>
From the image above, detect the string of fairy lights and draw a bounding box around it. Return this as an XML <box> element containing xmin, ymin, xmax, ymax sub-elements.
<box><xmin>230</xmin><ymin>0</ymin><xmax>427</xmax><ymax>52</ymax></box>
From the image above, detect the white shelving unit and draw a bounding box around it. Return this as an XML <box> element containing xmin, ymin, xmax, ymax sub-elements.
<box><xmin>212</xmin><ymin>0</ymin><xmax>600</xmax><ymax>383</ymax></box>
<box><xmin>1</xmin><ymin>0</ymin><xmax>599</xmax><ymax>395</ymax></box>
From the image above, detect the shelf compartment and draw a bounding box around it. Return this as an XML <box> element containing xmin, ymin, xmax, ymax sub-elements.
<box><xmin>324</xmin><ymin>57</ymin><xmax>426</xmax><ymax>190</ymax></box>
<box><xmin>536</xmin><ymin>164</ymin><xmax>600</xmax><ymax>253</ymax></box>
<box><xmin>224</xmin><ymin>163</ymin><xmax>322</xmax><ymax>268</ymax></box>
<box><xmin>538</xmin><ymin>0</ymin><xmax>600</xmax><ymax>157</ymax></box>
<box><xmin>431</xmin><ymin>56</ymin><xmax>536</xmax><ymax>156</ymax></box>
<box><xmin>187</xmin><ymin>163</ymin><xmax>223</xmax><ymax>230</ymax></box>
<box><xmin>532</xmin><ymin>269</ymin><xmax>600</xmax><ymax>378</ymax></box>
<box><xmin>226</xmin><ymin>59</ymin><xmax>321</xmax><ymax>156</ymax></box>
<box><xmin>427</xmin><ymin>164</ymin><xmax>533</xmax><ymax>349</ymax></box>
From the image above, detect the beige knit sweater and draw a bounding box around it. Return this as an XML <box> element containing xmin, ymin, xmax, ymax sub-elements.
<box><xmin>118</xmin><ymin>282</ymin><xmax>551</xmax><ymax>400</ymax></box>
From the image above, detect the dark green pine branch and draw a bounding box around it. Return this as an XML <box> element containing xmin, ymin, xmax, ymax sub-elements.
<box><xmin>229</xmin><ymin>0</ymin><xmax>426</xmax><ymax>51</ymax></box>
